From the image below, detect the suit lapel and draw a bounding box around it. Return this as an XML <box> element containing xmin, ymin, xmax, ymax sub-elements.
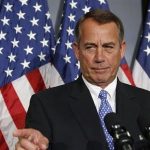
<box><xmin>116</xmin><ymin>80</ymin><xmax>141</xmax><ymax>140</ymax></box>
<box><xmin>68</xmin><ymin>77</ymin><xmax>107</xmax><ymax>148</ymax></box>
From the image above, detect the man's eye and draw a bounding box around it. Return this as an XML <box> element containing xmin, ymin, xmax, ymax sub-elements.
<box><xmin>85</xmin><ymin>45</ymin><xmax>96</xmax><ymax>50</ymax></box>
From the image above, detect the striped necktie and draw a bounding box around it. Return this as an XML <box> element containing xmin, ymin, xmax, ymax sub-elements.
<box><xmin>98</xmin><ymin>90</ymin><xmax>114</xmax><ymax>150</ymax></box>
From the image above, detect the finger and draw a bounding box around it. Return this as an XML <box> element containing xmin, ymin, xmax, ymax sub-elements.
<box><xmin>13</xmin><ymin>129</ymin><xmax>49</xmax><ymax>149</ymax></box>
<box><xmin>13</xmin><ymin>128</ymin><xmax>36</xmax><ymax>138</ymax></box>
<box><xmin>15</xmin><ymin>141</ymin><xmax>25</xmax><ymax>150</ymax></box>
<box><xmin>38</xmin><ymin>137</ymin><xmax>49</xmax><ymax>150</ymax></box>
<box><xmin>29</xmin><ymin>131</ymin><xmax>49</xmax><ymax>149</ymax></box>
<box><xmin>19</xmin><ymin>138</ymin><xmax>40</xmax><ymax>150</ymax></box>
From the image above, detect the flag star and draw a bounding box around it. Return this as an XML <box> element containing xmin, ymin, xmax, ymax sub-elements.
<box><xmin>14</xmin><ymin>24</ymin><xmax>22</xmax><ymax>33</ymax></box>
<box><xmin>44</xmin><ymin>24</ymin><xmax>51</xmax><ymax>33</ymax></box>
<box><xmin>4</xmin><ymin>2</ymin><xmax>13</xmax><ymax>12</ymax></box>
<box><xmin>63</xmin><ymin>54</ymin><xmax>71</xmax><ymax>63</ymax></box>
<box><xmin>27</xmin><ymin>31</ymin><xmax>36</xmax><ymax>40</ymax></box>
<box><xmin>0</xmin><ymin>47</ymin><xmax>3</xmax><ymax>54</ymax></box>
<box><xmin>56</xmin><ymin>38</ymin><xmax>60</xmax><ymax>44</ymax></box>
<box><xmin>38</xmin><ymin>52</ymin><xmax>46</xmax><ymax>61</ymax></box>
<box><xmin>11</xmin><ymin>38</ymin><xmax>19</xmax><ymax>48</ymax></box>
<box><xmin>59</xmin><ymin>24</ymin><xmax>62</xmax><ymax>31</ymax></box>
<box><xmin>30</xmin><ymin>17</ymin><xmax>39</xmax><ymax>26</ymax></box>
<box><xmin>69</xmin><ymin>0</ymin><xmax>77</xmax><ymax>9</ymax></box>
<box><xmin>147</xmin><ymin>22</ymin><xmax>150</xmax><ymax>28</ymax></box>
<box><xmin>40</xmin><ymin>38</ymin><xmax>49</xmax><ymax>47</ymax></box>
<box><xmin>33</xmin><ymin>2</ymin><xmax>42</xmax><ymax>12</ymax></box>
<box><xmin>5</xmin><ymin>67</ymin><xmax>13</xmax><ymax>77</ymax></box>
<box><xmin>51</xmin><ymin>46</ymin><xmax>56</xmax><ymax>54</ymax></box>
<box><xmin>82</xmin><ymin>5</ymin><xmax>91</xmax><ymax>14</ymax></box>
<box><xmin>145</xmin><ymin>32</ymin><xmax>150</xmax><ymax>42</ymax></box>
<box><xmin>68</xmin><ymin>13</ymin><xmax>75</xmax><ymax>22</ymax></box>
<box><xmin>19</xmin><ymin>0</ymin><xmax>28</xmax><ymax>6</ymax></box>
<box><xmin>45</xmin><ymin>11</ymin><xmax>51</xmax><ymax>19</ymax></box>
<box><xmin>74</xmin><ymin>74</ymin><xmax>79</xmax><ymax>80</ymax></box>
<box><xmin>17</xmin><ymin>10</ymin><xmax>26</xmax><ymax>19</ymax></box>
<box><xmin>8</xmin><ymin>53</ymin><xmax>16</xmax><ymax>62</ymax></box>
<box><xmin>65</xmin><ymin>40</ymin><xmax>72</xmax><ymax>49</ymax></box>
<box><xmin>76</xmin><ymin>61</ymin><xmax>80</xmax><ymax>70</ymax></box>
<box><xmin>1</xmin><ymin>16</ymin><xmax>10</xmax><ymax>25</ymax></box>
<box><xmin>21</xmin><ymin>60</ymin><xmax>30</xmax><ymax>69</ymax></box>
<box><xmin>98</xmin><ymin>0</ymin><xmax>106</xmax><ymax>4</ymax></box>
<box><xmin>144</xmin><ymin>46</ymin><xmax>150</xmax><ymax>56</ymax></box>
<box><xmin>0</xmin><ymin>31</ymin><xmax>6</xmax><ymax>40</ymax></box>
<box><xmin>66</xmin><ymin>26</ymin><xmax>74</xmax><ymax>36</ymax></box>
<box><xmin>24</xmin><ymin>45</ymin><xmax>33</xmax><ymax>54</ymax></box>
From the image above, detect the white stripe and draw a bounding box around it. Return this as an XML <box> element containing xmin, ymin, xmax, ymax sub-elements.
<box><xmin>133</xmin><ymin>60</ymin><xmax>150</xmax><ymax>91</ymax></box>
<box><xmin>12</xmin><ymin>75</ymin><xmax>34</xmax><ymax>111</ymax></box>
<box><xmin>39</xmin><ymin>63</ymin><xmax>64</xmax><ymax>88</ymax></box>
<box><xmin>0</xmin><ymin>91</ymin><xmax>18</xmax><ymax>150</ymax></box>
<box><xmin>117</xmin><ymin>67</ymin><xmax>131</xmax><ymax>85</ymax></box>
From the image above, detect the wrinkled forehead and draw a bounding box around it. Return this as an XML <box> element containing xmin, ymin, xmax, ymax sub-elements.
<box><xmin>78</xmin><ymin>19</ymin><xmax>120</xmax><ymax>43</ymax></box>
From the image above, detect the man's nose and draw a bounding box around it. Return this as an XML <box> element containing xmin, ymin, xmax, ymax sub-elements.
<box><xmin>94</xmin><ymin>48</ymin><xmax>105</xmax><ymax>62</ymax></box>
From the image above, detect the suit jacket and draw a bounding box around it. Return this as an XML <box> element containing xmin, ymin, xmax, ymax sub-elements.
<box><xmin>26</xmin><ymin>76</ymin><xmax>150</xmax><ymax>150</ymax></box>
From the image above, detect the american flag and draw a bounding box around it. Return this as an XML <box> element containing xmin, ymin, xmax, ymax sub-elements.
<box><xmin>53</xmin><ymin>0</ymin><xmax>134</xmax><ymax>86</ymax></box>
<box><xmin>0</xmin><ymin>0</ymin><xmax>55</xmax><ymax>149</ymax></box>
<box><xmin>133</xmin><ymin>1</ymin><xmax>150</xmax><ymax>91</ymax></box>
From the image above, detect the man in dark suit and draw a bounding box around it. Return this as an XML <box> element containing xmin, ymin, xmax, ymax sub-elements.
<box><xmin>14</xmin><ymin>9</ymin><xmax>150</xmax><ymax>150</ymax></box>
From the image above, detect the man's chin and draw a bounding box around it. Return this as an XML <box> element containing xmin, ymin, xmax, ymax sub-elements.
<box><xmin>89</xmin><ymin>77</ymin><xmax>109</xmax><ymax>87</ymax></box>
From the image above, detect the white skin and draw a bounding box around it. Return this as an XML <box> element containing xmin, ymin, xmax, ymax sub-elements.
<box><xmin>13</xmin><ymin>18</ymin><xmax>126</xmax><ymax>150</ymax></box>
<box><xmin>13</xmin><ymin>129</ymin><xmax>49</xmax><ymax>150</ymax></box>
<box><xmin>73</xmin><ymin>18</ymin><xmax>126</xmax><ymax>88</ymax></box>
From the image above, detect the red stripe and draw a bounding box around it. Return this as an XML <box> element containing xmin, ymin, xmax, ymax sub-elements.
<box><xmin>1</xmin><ymin>83</ymin><xmax>26</xmax><ymax>129</ymax></box>
<box><xmin>121</xmin><ymin>64</ymin><xmax>135</xmax><ymax>86</ymax></box>
<box><xmin>0</xmin><ymin>130</ymin><xmax>8</xmax><ymax>150</ymax></box>
<box><xmin>26</xmin><ymin>68</ymin><xmax>46</xmax><ymax>93</ymax></box>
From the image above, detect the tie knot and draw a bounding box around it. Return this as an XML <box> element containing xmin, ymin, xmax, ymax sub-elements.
<box><xmin>99</xmin><ymin>90</ymin><xmax>107</xmax><ymax>100</ymax></box>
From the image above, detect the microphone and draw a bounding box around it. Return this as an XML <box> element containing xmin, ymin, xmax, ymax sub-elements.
<box><xmin>134</xmin><ymin>134</ymin><xmax>150</xmax><ymax>150</ymax></box>
<box><xmin>86</xmin><ymin>141</ymin><xmax>102</xmax><ymax>150</ymax></box>
<box><xmin>104</xmin><ymin>112</ymin><xmax>134</xmax><ymax>150</ymax></box>
<box><xmin>137</xmin><ymin>112</ymin><xmax>150</xmax><ymax>141</ymax></box>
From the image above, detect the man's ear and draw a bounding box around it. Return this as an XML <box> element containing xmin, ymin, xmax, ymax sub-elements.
<box><xmin>120</xmin><ymin>40</ymin><xmax>126</xmax><ymax>59</ymax></box>
<box><xmin>72</xmin><ymin>42</ymin><xmax>79</xmax><ymax>60</ymax></box>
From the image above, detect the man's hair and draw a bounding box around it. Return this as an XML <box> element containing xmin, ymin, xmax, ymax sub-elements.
<box><xmin>74</xmin><ymin>9</ymin><xmax>124</xmax><ymax>44</ymax></box>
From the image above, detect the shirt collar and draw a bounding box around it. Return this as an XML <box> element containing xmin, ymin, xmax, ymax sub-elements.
<box><xmin>82</xmin><ymin>75</ymin><xmax>117</xmax><ymax>99</ymax></box>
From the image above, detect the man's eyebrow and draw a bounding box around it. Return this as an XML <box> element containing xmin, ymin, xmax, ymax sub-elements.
<box><xmin>84</xmin><ymin>42</ymin><xmax>97</xmax><ymax>46</ymax></box>
<box><xmin>102</xmin><ymin>42</ymin><xmax>115</xmax><ymax>45</ymax></box>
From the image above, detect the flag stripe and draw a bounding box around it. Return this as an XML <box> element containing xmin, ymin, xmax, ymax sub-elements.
<box><xmin>1</xmin><ymin>84</ymin><xmax>26</xmax><ymax>129</ymax></box>
<box><xmin>39</xmin><ymin>63</ymin><xmax>64</xmax><ymax>88</ymax></box>
<box><xmin>133</xmin><ymin>60</ymin><xmax>150</xmax><ymax>90</ymax></box>
<box><xmin>12</xmin><ymin>75</ymin><xmax>34</xmax><ymax>112</ymax></box>
<box><xmin>0</xmin><ymin>131</ymin><xmax>8</xmax><ymax>150</ymax></box>
<box><xmin>0</xmin><ymin>92</ymin><xmax>17</xmax><ymax>149</ymax></box>
<box><xmin>120</xmin><ymin>65</ymin><xmax>135</xmax><ymax>85</ymax></box>
<box><xmin>26</xmin><ymin>69</ymin><xmax>46</xmax><ymax>93</ymax></box>
<box><xmin>117</xmin><ymin>68</ymin><xmax>132</xmax><ymax>85</ymax></box>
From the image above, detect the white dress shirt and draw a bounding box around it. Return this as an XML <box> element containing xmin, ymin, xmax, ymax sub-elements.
<box><xmin>82</xmin><ymin>76</ymin><xmax>117</xmax><ymax>112</ymax></box>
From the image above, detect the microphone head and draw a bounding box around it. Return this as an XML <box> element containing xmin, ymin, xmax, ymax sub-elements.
<box><xmin>137</xmin><ymin>111</ymin><xmax>150</xmax><ymax>140</ymax></box>
<box><xmin>104</xmin><ymin>112</ymin><xmax>121</xmax><ymax>135</ymax></box>
<box><xmin>134</xmin><ymin>134</ymin><xmax>150</xmax><ymax>150</ymax></box>
<box><xmin>104</xmin><ymin>112</ymin><xmax>134</xmax><ymax>149</ymax></box>
<box><xmin>86</xmin><ymin>141</ymin><xmax>102</xmax><ymax>150</ymax></box>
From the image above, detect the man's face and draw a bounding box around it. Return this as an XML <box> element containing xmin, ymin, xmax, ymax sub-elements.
<box><xmin>73</xmin><ymin>19</ymin><xmax>126</xmax><ymax>88</ymax></box>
